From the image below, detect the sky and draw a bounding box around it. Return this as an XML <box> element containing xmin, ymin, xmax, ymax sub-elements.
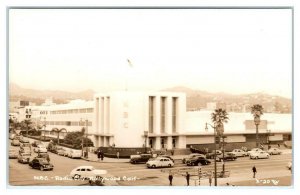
<box><xmin>9</xmin><ymin>8</ymin><xmax>292</xmax><ymax>98</ymax></box>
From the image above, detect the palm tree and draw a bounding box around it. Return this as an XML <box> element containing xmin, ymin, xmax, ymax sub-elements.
<box><xmin>51</xmin><ymin>128</ymin><xmax>67</xmax><ymax>145</ymax></box>
<box><xmin>251</xmin><ymin>104</ymin><xmax>264</xmax><ymax>147</ymax></box>
<box><xmin>211</xmin><ymin>108</ymin><xmax>229</xmax><ymax>136</ymax></box>
<box><xmin>211</xmin><ymin>108</ymin><xmax>229</xmax><ymax>175</ymax></box>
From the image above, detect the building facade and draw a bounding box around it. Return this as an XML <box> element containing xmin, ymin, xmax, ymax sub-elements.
<box><xmin>18</xmin><ymin>91</ymin><xmax>292</xmax><ymax>150</ymax></box>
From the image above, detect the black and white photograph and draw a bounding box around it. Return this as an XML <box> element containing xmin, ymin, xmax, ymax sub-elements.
<box><xmin>5</xmin><ymin>5</ymin><xmax>294</xmax><ymax>190</ymax></box>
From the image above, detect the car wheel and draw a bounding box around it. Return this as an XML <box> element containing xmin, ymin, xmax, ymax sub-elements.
<box><xmin>267</xmin><ymin>155</ymin><xmax>270</xmax><ymax>159</ymax></box>
<box><xmin>151</xmin><ymin>165</ymin><xmax>156</xmax><ymax>168</ymax></box>
<box><xmin>168</xmin><ymin>164</ymin><xmax>172</xmax><ymax>167</ymax></box>
<box><xmin>74</xmin><ymin>174</ymin><xmax>80</xmax><ymax>180</ymax></box>
<box><xmin>40</xmin><ymin>166</ymin><xmax>44</xmax><ymax>171</ymax></box>
<box><xmin>255</xmin><ymin>156</ymin><xmax>258</xmax><ymax>159</ymax></box>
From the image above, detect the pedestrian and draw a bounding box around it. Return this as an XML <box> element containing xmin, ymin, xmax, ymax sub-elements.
<box><xmin>185</xmin><ymin>172</ymin><xmax>190</xmax><ymax>186</ymax></box>
<box><xmin>252</xmin><ymin>166</ymin><xmax>257</xmax><ymax>178</ymax></box>
<box><xmin>116</xmin><ymin>151</ymin><xmax>120</xmax><ymax>159</ymax></box>
<box><xmin>168</xmin><ymin>172</ymin><xmax>173</xmax><ymax>186</ymax></box>
<box><xmin>171</xmin><ymin>150</ymin><xmax>174</xmax><ymax>156</ymax></box>
<box><xmin>97</xmin><ymin>150</ymin><xmax>101</xmax><ymax>161</ymax></box>
<box><xmin>100</xmin><ymin>152</ymin><xmax>104</xmax><ymax>161</ymax></box>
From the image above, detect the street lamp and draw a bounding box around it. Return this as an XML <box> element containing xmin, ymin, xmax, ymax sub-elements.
<box><xmin>80</xmin><ymin>118</ymin><xmax>89</xmax><ymax>158</ymax></box>
<box><xmin>254</xmin><ymin>116</ymin><xmax>260</xmax><ymax>148</ymax></box>
<box><xmin>205</xmin><ymin>123</ymin><xmax>217</xmax><ymax>186</ymax></box>
<box><xmin>144</xmin><ymin>131</ymin><xmax>148</xmax><ymax>153</ymax></box>
<box><xmin>266</xmin><ymin>129</ymin><xmax>271</xmax><ymax>149</ymax></box>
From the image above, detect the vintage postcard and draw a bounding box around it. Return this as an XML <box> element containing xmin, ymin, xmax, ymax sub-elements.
<box><xmin>7</xmin><ymin>7</ymin><xmax>293</xmax><ymax>189</ymax></box>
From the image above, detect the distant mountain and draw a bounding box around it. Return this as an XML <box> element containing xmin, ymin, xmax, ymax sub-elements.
<box><xmin>9</xmin><ymin>83</ymin><xmax>95</xmax><ymax>105</ymax></box>
<box><xmin>162</xmin><ymin>86</ymin><xmax>292</xmax><ymax>113</ymax></box>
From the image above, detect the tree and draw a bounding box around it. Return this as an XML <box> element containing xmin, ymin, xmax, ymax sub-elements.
<box><xmin>51</xmin><ymin>128</ymin><xmax>67</xmax><ymax>145</ymax></box>
<box><xmin>211</xmin><ymin>108</ymin><xmax>229</xmax><ymax>136</ymax></box>
<box><xmin>64</xmin><ymin>131</ymin><xmax>93</xmax><ymax>149</ymax></box>
<box><xmin>251</xmin><ymin>104</ymin><xmax>264</xmax><ymax>147</ymax></box>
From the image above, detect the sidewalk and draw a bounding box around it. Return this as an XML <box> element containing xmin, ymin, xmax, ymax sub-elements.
<box><xmin>82</xmin><ymin>152</ymin><xmax>130</xmax><ymax>163</ymax></box>
<box><xmin>82</xmin><ymin>148</ymin><xmax>292</xmax><ymax>163</ymax></box>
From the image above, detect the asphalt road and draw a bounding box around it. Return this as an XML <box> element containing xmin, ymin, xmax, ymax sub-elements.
<box><xmin>8</xmin><ymin>144</ymin><xmax>292</xmax><ymax>186</ymax></box>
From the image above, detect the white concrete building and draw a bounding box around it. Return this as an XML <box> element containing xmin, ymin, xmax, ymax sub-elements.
<box><xmin>19</xmin><ymin>91</ymin><xmax>292</xmax><ymax>150</ymax></box>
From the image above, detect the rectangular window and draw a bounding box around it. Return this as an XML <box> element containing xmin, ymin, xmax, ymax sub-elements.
<box><xmin>149</xmin><ymin>96</ymin><xmax>154</xmax><ymax>133</ymax></box>
<box><xmin>80</xmin><ymin>108</ymin><xmax>87</xmax><ymax>113</ymax></box>
<box><xmin>172</xmin><ymin>97</ymin><xmax>177</xmax><ymax>133</ymax></box>
<box><xmin>161</xmin><ymin>97</ymin><xmax>166</xmax><ymax>133</ymax></box>
<box><xmin>87</xmin><ymin>108</ymin><xmax>94</xmax><ymax>113</ymax></box>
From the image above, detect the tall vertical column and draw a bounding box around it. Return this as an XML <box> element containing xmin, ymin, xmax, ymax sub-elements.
<box><xmin>167</xmin><ymin>136</ymin><xmax>173</xmax><ymax>150</ymax></box>
<box><xmin>154</xmin><ymin>96</ymin><xmax>160</xmax><ymax>135</ymax></box>
<box><xmin>154</xmin><ymin>137</ymin><xmax>160</xmax><ymax>150</ymax></box>
<box><xmin>166</xmin><ymin>97</ymin><xmax>172</xmax><ymax>134</ymax></box>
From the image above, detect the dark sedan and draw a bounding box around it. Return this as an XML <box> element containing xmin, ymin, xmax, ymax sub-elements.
<box><xmin>186</xmin><ymin>157</ymin><xmax>211</xmax><ymax>166</ymax></box>
<box><xmin>29</xmin><ymin>158</ymin><xmax>54</xmax><ymax>171</ymax></box>
<box><xmin>216</xmin><ymin>153</ymin><xmax>237</xmax><ymax>162</ymax></box>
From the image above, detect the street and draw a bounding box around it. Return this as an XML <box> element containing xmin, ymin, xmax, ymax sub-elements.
<box><xmin>9</xmin><ymin>144</ymin><xmax>292</xmax><ymax>186</ymax></box>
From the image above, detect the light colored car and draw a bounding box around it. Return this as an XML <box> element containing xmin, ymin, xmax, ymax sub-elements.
<box><xmin>68</xmin><ymin>150</ymin><xmax>82</xmax><ymax>159</ymax></box>
<box><xmin>11</xmin><ymin>139</ymin><xmax>20</xmax><ymax>146</ymax></box>
<box><xmin>182</xmin><ymin>153</ymin><xmax>206</xmax><ymax>163</ymax></box>
<box><xmin>56</xmin><ymin>148</ymin><xmax>66</xmax><ymax>156</ymax></box>
<box><xmin>230</xmin><ymin>149</ymin><xmax>248</xmax><ymax>157</ymax></box>
<box><xmin>9</xmin><ymin>134</ymin><xmax>16</xmax><ymax>140</ymax></box>
<box><xmin>19</xmin><ymin>147</ymin><xmax>31</xmax><ymax>155</ymax></box>
<box><xmin>267</xmin><ymin>148</ymin><xmax>282</xmax><ymax>155</ymax></box>
<box><xmin>17</xmin><ymin>152</ymin><xmax>31</xmax><ymax>163</ymax></box>
<box><xmin>287</xmin><ymin>161</ymin><xmax>292</xmax><ymax>170</ymax></box>
<box><xmin>9</xmin><ymin>149</ymin><xmax>18</xmax><ymax>159</ymax></box>
<box><xmin>146</xmin><ymin>157</ymin><xmax>174</xmax><ymax>168</ymax></box>
<box><xmin>19</xmin><ymin>136</ymin><xmax>29</xmax><ymax>143</ymax></box>
<box><xmin>34</xmin><ymin>145</ymin><xmax>47</xmax><ymax>153</ymax></box>
<box><xmin>247</xmin><ymin>148</ymin><xmax>263</xmax><ymax>156</ymax></box>
<box><xmin>250</xmin><ymin>151</ymin><xmax>270</xmax><ymax>159</ymax></box>
<box><xmin>70</xmin><ymin>166</ymin><xmax>107</xmax><ymax>181</ymax></box>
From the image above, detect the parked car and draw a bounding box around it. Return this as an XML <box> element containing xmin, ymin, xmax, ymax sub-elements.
<box><xmin>186</xmin><ymin>157</ymin><xmax>211</xmax><ymax>166</ymax></box>
<box><xmin>17</xmin><ymin>152</ymin><xmax>31</xmax><ymax>164</ymax></box>
<box><xmin>57</xmin><ymin>148</ymin><xmax>67</xmax><ymax>156</ymax></box>
<box><xmin>247</xmin><ymin>148</ymin><xmax>263</xmax><ymax>156</ymax></box>
<box><xmin>68</xmin><ymin>150</ymin><xmax>82</xmax><ymax>159</ymax></box>
<box><xmin>267</xmin><ymin>148</ymin><xmax>282</xmax><ymax>155</ymax></box>
<box><xmin>130</xmin><ymin>154</ymin><xmax>152</xmax><ymax>164</ymax></box>
<box><xmin>230</xmin><ymin>149</ymin><xmax>248</xmax><ymax>157</ymax></box>
<box><xmin>216</xmin><ymin>153</ymin><xmax>237</xmax><ymax>162</ymax></box>
<box><xmin>250</xmin><ymin>151</ymin><xmax>270</xmax><ymax>159</ymax></box>
<box><xmin>11</xmin><ymin>139</ymin><xmax>20</xmax><ymax>146</ymax></box>
<box><xmin>146</xmin><ymin>157</ymin><xmax>174</xmax><ymax>168</ymax></box>
<box><xmin>35</xmin><ymin>153</ymin><xmax>50</xmax><ymax>162</ymax></box>
<box><xmin>32</xmin><ymin>141</ymin><xmax>42</xmax><ymax>147</ymax></box>
<box><xmin>29</xmin><ymin>158</ymin><xmax>54</xmax><ymax>171</ymax></box>
<box><xmin>287</xmin><ymin>161</ymin><xmax>292</xmax><ymax>170</ymax></box>
<box><xmin>20</xmin><ymin>143</ymin><xmax>32</xmax><ymax>149</ymax></box>
<box><xmin>206</xmin><ymin>150</ymin><xmax>222</xmax><ymax>159</ymax></box>
<box><xmin>34</xmin><ymin>145</ymin><xmax>47</xmax><ymax>153</ymax></box>
<box><xmin>182</xmin><ymin>153</ymin><xmax>206</xmax><ymax>164</ymax></box>
<box><xmin>19</xmin><ymin>136</ymin><xmax>29</xmax><ymax>143</ymax></box>
<box><xmin>9</xmin><ymin>134</ymin><xmax>16</xmax><ymax>140</ymax></box>
<box><xmin>19</xmin><ymin>147</ymin><xmax>31</xmax><ymax>155</ymax></box>
<box><xmin>9</xmin><ymin>149</ymin><xmax>18</xmax><ymax>159</ymax></box>
<box><xmin>69</xmin><ymin>166</ymin><xmax>107</xmax><ymax>182</ymax></box>
<box><xmin>159</xmin><ymin>155</ymin><xmax>175</xmax><ymax>163</ymax></box>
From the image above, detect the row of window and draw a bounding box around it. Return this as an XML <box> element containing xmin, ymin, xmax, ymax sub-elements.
<box><xmin>44</xmin><ymin>121</ymin><xmax>92</xmax><ymax>126</ymax></box>
<box><xmin>48</xmin><ymin>108</ymin><xmax>94</xmax><ymax>115</ymax></box>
